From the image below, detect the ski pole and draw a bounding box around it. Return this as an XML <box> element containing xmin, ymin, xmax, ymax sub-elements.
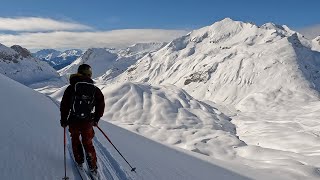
<box><xmin>63</xmin><ymin>127</ymin><xmax>69</xmax><ymax>180</ymax></box>
<box><xmin>96</xmin><ymin>125</ymin><xmax>136</xmax><ymax>173</ymax></box>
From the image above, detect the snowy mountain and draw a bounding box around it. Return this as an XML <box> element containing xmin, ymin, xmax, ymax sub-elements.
<box><xmin>33</xmin><ymin>49</ymin><xmax>61</xmax><ymax>60</ymax></box>
<box><xmin>33</xmin><ymin>49</ymin><xmax>83</xmax><ymax>70</ymax></box>
<box><xmin>0</xmin><ymin>43</ymin><xmax>60</xmax><ymax>85</ymax></box>
<box><xmin>59</xmin><ymin>42</ymin><xmax>166</xmax><ymax>81</ymax></box>
<box><xmin>112</xmin><ymin>18</ymin><xmax>320</xmax><ymax>111</ymax></box>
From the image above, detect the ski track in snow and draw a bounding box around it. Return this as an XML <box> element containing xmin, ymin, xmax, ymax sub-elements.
<box><xmin>67</xmin><ymin>132</ymin><xmax>130</xmax><ymax>180</ymax></box>
<box><xmin>93</xmin><ymin>137</ymin><xmax>133</xmax><ymax>180</ymax></box>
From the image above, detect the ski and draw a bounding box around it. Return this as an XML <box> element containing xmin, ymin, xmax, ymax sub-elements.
<box><xmin>67</xmin><ymin>144</ymin><xmax>91</xmax><ymax>180</ymax></box>
<box><xmin>87</xmin><ymin>170</ymin><xmax>101</xmax><ymax>180</ymax></box>
<box><xmin>84</xmin><ymin>158</ymin><xmax>101</xmax><ymax>180</ymax></box>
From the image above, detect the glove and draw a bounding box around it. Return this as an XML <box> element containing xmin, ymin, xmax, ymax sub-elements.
<box><xmin>93</xmin><ymin>116</ymin><xmax>100</xmax><ymax>127</ymax></box>
<box><xmin>92</xmin><ymin>121</ymin><xmax>98</xmax><ymax>127</ymax></box>
<box><xmin>60</xmin><ymin>119</ymin><xmax>68</xmax><ymax>128</ymax></box>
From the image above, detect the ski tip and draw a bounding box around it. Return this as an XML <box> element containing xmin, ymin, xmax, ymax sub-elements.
<box><xmin>131</xmin><ymin>167</ymin><xmax>137</xmax><ymax>173</ymax></box>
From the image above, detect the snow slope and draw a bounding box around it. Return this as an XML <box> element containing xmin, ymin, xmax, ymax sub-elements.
<box><xmin>0</xmin><ymin>43</ymin><xmax>60</xmax><ymax>85</ymax></box>
<box><xmin>0</xmin><ymin>73</ymin><xmax>67</xmax><ymax>180</ymax></box>
<box><xmin>0</xmin><ymin>72</ymin><xmax>287</xmax><ymax>180</ymax></box>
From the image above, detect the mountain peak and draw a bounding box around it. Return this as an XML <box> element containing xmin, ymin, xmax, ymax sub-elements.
<box><xmin>11</xmin><ymin>45</ymin><xmax>32</xmax><ymax>58</ymax></box>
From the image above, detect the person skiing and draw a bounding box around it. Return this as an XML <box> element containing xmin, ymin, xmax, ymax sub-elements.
<box><xmin>60</xmin><ymin>64</ymin><xmax>105</xmax><ymax>176</ymax></box>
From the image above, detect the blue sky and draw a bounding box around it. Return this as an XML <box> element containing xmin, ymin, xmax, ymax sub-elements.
<box><xmin>0</xmin><ymin>0</ymin><xmax>319</xmax><ymax>50</ymax></box>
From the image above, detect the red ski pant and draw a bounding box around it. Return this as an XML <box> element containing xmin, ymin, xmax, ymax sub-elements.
<box><xmin>69</xmin><ymin>121</ymin><xmax>97</xmax><ymax>169</ymax></box>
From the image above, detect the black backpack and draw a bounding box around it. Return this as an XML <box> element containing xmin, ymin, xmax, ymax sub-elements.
<box><xmin>71</xmin><ymin>82</ymin><xmax>97</xmax><ymax>119</ymax></box>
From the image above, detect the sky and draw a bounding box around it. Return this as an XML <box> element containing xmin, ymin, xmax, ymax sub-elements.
<box><xmin>0</xmin><ymin>0</ymin><xmax>319</xmax><ymax>51</ymax></box>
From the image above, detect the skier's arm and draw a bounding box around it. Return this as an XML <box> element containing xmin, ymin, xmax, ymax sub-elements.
<box><xmin>94</xmin><ymin>88</ymin><xmax>105</xmax><ymax>121</ymax></box>
<box><xmin>60</xmin><ymin>86</ymin><xmax>72</xmax><ymax>121</ymax></box>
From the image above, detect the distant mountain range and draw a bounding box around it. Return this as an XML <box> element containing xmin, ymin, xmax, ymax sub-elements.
<box><xmin>58</xmin><ymin>42</ymin><xmax>167</xmax><ymax>80</ymax></box>
<box><xmin>32</xmin><ymin>49</ymin><xmax>83</xmax><ymax>70</ymax></box>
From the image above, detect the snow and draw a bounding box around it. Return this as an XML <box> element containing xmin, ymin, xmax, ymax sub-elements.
<box><xmin>0</xmin><ymin>73</ymin><xmax>65</xmax><ymax>180</ymax></box>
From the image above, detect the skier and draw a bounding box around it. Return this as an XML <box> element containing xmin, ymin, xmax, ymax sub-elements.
<box><xmin>60</xmin><ymin>64</ymin><xmax>105</xmax><ymax>176</ymax></box>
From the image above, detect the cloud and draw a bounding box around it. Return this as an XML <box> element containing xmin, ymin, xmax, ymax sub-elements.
<box><xmin>0</xmin><ymin>29</ymin><xmax>189</xmax><ymax>50</ymax></box>
<box><xmin>297</xmin><ymin>24</ymin><xmax>320</xmax><ymax>39</ymax></box>
<box><xmin>0</xmin><ymin>17</ymin><xmax>92</xmax><ymax>31</ymax></box>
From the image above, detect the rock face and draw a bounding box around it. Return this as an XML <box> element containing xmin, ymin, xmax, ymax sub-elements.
<box><xmin>11</xmin><ymin>45</ymin><xmax>33</xmax><ymax>58</ymax></box>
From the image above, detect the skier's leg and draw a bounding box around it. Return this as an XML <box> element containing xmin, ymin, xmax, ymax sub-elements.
<box><xmin>69</xmin><ymin>125</ymin><xmax>84</xmax><ymax>164</ymax></box>
<box><xmin>81</xmin><ymin>123</ymin><xmax>97</xmax><ymax>170</ymax></box>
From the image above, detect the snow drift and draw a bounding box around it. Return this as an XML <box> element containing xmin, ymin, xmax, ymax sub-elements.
<box><xmin>100</xmin><ymin>82</ymin><xmax>245</xmax><ymax>158</ymax></box>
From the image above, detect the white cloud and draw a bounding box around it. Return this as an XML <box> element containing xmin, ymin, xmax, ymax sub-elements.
<box><xmin>0</xmin><ymin>17</ymin><xmax>92</xmax><ymax>31</ymax></box>
<box><xmin>297</xmin><ymin>24</ymin><xmax>320</xmax><ymax>39</ymax></box>
<box><xmin>0</xmin><ymin>29</ymin><xmax>189</xmax><ymax>50</ymax></box>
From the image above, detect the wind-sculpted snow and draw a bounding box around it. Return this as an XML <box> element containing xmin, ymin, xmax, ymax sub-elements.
<box><xmin>100</xmin><ymin>82</ymin><xmax>245</xmax><ymax>159</ymax></box>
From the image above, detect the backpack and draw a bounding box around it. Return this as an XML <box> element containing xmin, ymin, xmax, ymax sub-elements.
<box><xmin>71</xmin><ymin>82</ymin><xmax>97</xmax><ymax>119</ymax></box>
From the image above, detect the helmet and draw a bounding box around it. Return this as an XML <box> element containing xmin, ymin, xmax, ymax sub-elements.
<box><xmin>77</xmin><ymin>64</ymin><xmax>92</xmax><ymax>77</ymax></box>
